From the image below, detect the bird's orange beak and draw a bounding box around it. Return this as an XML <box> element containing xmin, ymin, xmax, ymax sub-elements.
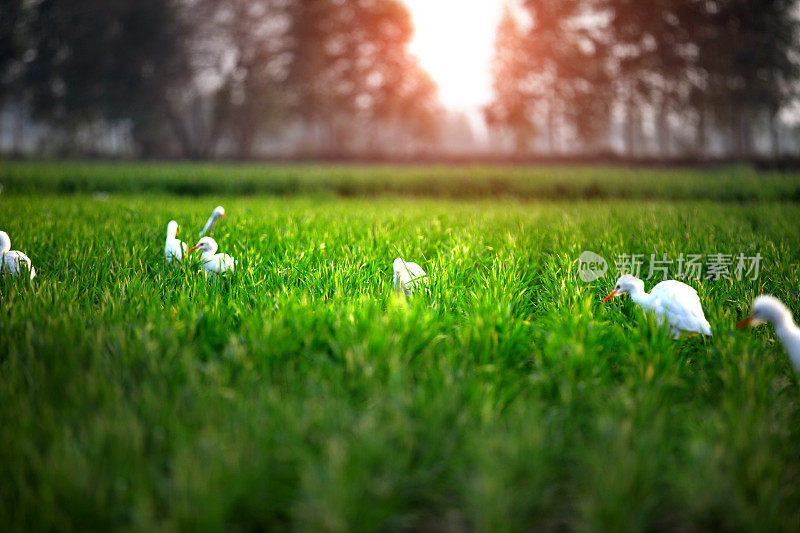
<box><xmin>221</xmin><ymin>214</ymin><xmax>227</xmax><ymax>219</ymax></box>
<box><xmin>187</xmin><ymin>244</ymin><xmax>201</xmax><ymax>253</ymax></box>
<box><xmin>603</xmin><ymin>289</ymin><xmax>618</xmax><ymax>303</ymax></box>
<box><xmin>737</xmin><ymin>317</ymin><xmax>753</xmax><ymax>329</ymax></box>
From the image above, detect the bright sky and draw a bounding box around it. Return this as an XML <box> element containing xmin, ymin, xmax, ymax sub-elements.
<box><xmin>403</xmin><ymin>0</ymin><xmax>507</xmax><ymax>111</ymax></box>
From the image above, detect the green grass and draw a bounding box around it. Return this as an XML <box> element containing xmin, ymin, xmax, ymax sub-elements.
<box><xmin>2</xmin><ymin>185</ymin><xmax>800</xmax><ymax>529</ymax></box>
<box><xmin>3</xmin><ymin>160</ymin><xmax>800</xmax><ymax>200</ymax></box>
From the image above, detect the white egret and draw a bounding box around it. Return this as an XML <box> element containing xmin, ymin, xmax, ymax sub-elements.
<box><xmin>187</xmin><ymin>236</ymin><xmax>235</xmax><ymax>276</ymax></box>
<box><xmin>738</xmin><ymin>295</ymin><xmax>800</xmax><ymax>373</ymax></box>
<box><xmin>603</xmin><ymin>274</ymin><xmax>712</xmax><ymax>338</ymax></box>
<box><xmin>164</xmin><ymin>220</ymin><xmax>187</xmax><ymax>263</ymax></box>
<box><xmin>200</xmin><ymin>206</ymin><xmax>226</xmax><ymax>236</ymax></box>
<box><xmin>0</xmin><ymin>230</ymin><xmax>36</xmax><ymax>280</ymax></box>
<box><xmin>393</xmin><ymin>257</ymin><xmax>427</xmax><ymax>295</ymax></box>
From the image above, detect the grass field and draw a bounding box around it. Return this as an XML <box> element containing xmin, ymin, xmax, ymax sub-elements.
<box><xmin>2</xmin><ymin>164</ymin><xmax>800</xmax><ymax>530</ymax></box>
<box><xmin>3</xmin><ymin>159</ymin><xmax>800</xmax><ymax>200</ymax></box>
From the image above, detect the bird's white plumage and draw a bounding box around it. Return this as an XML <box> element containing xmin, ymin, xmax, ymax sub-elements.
<box><xmin>0</xmin><ymin>231</ymin><xmax>36</xmax><ymax>280</ymax></box>
<box><xmin>1</xmin><ymin>250</ymin><xmax>35</xmax><ymax>280</ymax></box>
<box><xmin>200</xmin><ymin>206</ymin><xmax>226</xmax><ymax>236</ymax></box>
<box><xmin>606</xmin><ymin>274</ymin><xmax>711</xmax><ymax>338</ymax></box>
<box><xmin>189</xmin><ymin>236</ymin><xmax>235</xmax><ymax>276</ymax></box>
<box><xmin>648</xmin><ymin>280</ymin><xmax>712</xmax><ymax>336</ymax></box>
<box><xmin>740</xmin><ymin>295</ymin><xmax>800</xmax><ymax>373</ymax></box>
<box><xmin>202</xmin><ymin>253</ymin><xmax>235</xmax><ymax>276</ymax></box>
<box><xmin>393</xmin><ymin>257</ymin><xmax>427</xmax><ymax>295</ymax></box>
<box><xmin>165</xmin><ymin>220</ymin><xmax>187</xmax><ymax>263</ymax></box>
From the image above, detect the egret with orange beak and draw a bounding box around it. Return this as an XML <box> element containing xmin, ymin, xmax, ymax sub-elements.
<box><xmin>603</xmin><ymin>274</ymin><xmax>711</xmax><ymax>338</ymax></box>
<box><xmin>738</xmin><ymin>295</ymin><xmax>800</xmax><ymax>373</ymax></box>
<box><xmin>187</xmin><ymin>236</ymin><xmax>236</xmax><ymax>276</ymax></box>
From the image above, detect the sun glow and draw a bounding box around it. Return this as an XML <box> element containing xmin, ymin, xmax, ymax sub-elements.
<box><xmin>404</xmin><ymin>0</ymin><xmax>507</xmax><ymax>111</ymax></box>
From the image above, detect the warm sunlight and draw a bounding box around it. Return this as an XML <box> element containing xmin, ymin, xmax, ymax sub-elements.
<box><xmin>404</xmin><ymin>0</ymin><xmax>507</xmax><ymax>111</ymax></box>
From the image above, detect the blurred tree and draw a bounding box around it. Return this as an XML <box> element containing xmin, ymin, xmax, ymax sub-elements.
<box><xmin>607</xmin><ymin>0</ymin><xmax>798</xmax><ymax>158</ymax></box>
<box><xmin>0</xmin><ymin>0</ymin><xmax>26</xmax><ymax>102</ymax></box>
<box><xmin>484</xmin><ymin>6</ymin><xmax>535</xmax><ymax>154</ymax></box>
<box><xmin>217</xmin><ymin>0</ymin><xmax>289</xmax><ymax>159</ymax></box>
<box><xmin>11</xmin><ymin>0</ymin><xmax>439</xmax><ymax>158</ymax></box>
<box><xmin>489</xmin><ymin>0</ymin><xmax>798</xmax><ymax>159</ymax></box>
<box><xmin>555</xmin><ymin>2</ymin><xmax>613</xmax><ymax>153</ymax></box>
<box><xmin>0</xmin><ymin>0</ymin><xmax>29</xmax><ymax>150</ymax></box>
<box><xmin>285</xmin><ymin>0</ymin><xmax>442</xmax><ymax>156</ymax></box>
<box><xmin>714</xmin><ymin>0</ymin><xmax>798</xmax><ymax>157</ymax></box>
<box><xmin>609</xmin><ymin>0</ymin><xmax>692</xmax><ymax>156</ymax></box>
<box><xmin>170</xmin><ymin>0</ymin><xmax>291</xmax><ymax>159</ymax></box>
<box><xmin>24</xmin><ymin>0</ymin><xmax>189</xmax><ymax>156</ymax></box>
<box><xmin>364</xmin><ymin>1</ymin><xmax>443</xmax><ymax>152</ymax></box>
<box><xmin>487</xmin><ymin>0</ymin><xmax>614</xmax><ymax>155</ymax></box>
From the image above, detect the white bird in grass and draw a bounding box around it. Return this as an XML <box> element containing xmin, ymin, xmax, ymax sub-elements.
<box><xmin>393</xmin><ymin>257</ymin><xmax>427</xmax><ymax>295</ymax></box>
<box><xmin>187</xmin><ymin>236</ymin><xmax>235</xmax><ymax>276</ymax></box>
<box><xmin>164</xmin><ymin>220</ymin><xmax>187</xmax><ymax>263</ymax></box>
<box><xmin>603</xmin><ymin>274</ymin><xmax>712</xmax><ymax>338</ymax></box>
<box><xmin>738</xmin><ymin>295</ymin><xmax>800</xmax><ymax>373</ymax></box>
<box><xmin>0</xmin><ymin>230</ymin><xmax>36</xmax><ymax>280</ymax></box>
<box><xmin>200</xmin><ymin>206</ymin><xmax>226</xmax><ymax>236</ymax></box>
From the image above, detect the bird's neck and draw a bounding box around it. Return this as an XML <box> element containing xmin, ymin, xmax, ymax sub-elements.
<box><xmin>774</xmin><ymin>316</ymin><xmax>800</xmax><ymax>367</ymax></box>
<box><xmin>629</xmin><ymin>287</ymin><xmax>654</xmax><ymax>309</ymax></box>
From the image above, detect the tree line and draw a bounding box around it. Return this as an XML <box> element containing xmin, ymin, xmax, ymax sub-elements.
<box><xmin>1</xmin><ymin>0</ymin><xmax>799</xmax><ymax>159</ymax></box>
<box><xmin>0</xmin><ymin>0</ymin><xmax>442</xmax><ymax>158</ymax></box>
<box><xmin>486</xmin><ymin>0</ymin><xmax>800</xmax><ymax>158</ymax></box>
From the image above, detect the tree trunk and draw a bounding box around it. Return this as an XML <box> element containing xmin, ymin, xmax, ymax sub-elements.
<box><xmin>625</xmin><ymin>95</ymin><xmax>636</xmax><ymax>158</ymax></box>
<box><xmin>13</xmin><ymin>105</ymin><xmax>25</xmax><ymax>155</ymax></box>
<box><xmin>729</xmin><ymin>102</ymin><xmax>741</xmax><ymax>159</ymax></box>
<box><xmin>514</xmin><ymin>130</ymin><xmax>526</xmax><ymax>155</ymax></box>
<box><xmin>547</xmin><ymin>97</ymin><xmax>556</xmax><ymax>154</ymax></box>
<box><xmin>235</xmin><ymin>119</ymin><xmax>256</xmax><ymax>160</ymax></box>
<box><xmin>656</xmin><ymin>102</ymin><xmax>669</xmax><ymax>159</ymax></box>
<box><xmin>0</xmin><ymin>100</ymin><xmax>5</xmax><ymax>156</ymax></box>
<box><xmin>165</xmin><ymin>107</ymin><xmax>196</xmax><ymax>158</ymax></box>
<box><xmin>769</xmin><ymin>108</ymin><xmax>780</xmax><ymax>158</ymax></box>
<box><xmin>695</xmin><ymin>104</ymin><xmax>707</xmax><ymax>158</ymax></box>
<box><xmin>740</xmin><ymin>111</ymin><xmax>752</xmax><ymax>159</ymax></box>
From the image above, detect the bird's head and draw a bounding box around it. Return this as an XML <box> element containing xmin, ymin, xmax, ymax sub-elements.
<box><xmin>604</xmin><ymin>274</ymin><xmax>644</xmax><ymax>303</ymax></box>
<box><xmin>213</xmin><ymin>206</ymin><xmax>226</xmax><ymax>219</ymax></box>
<box><xmin>0</xmin><ymin>231</ymin><xmax>9</xmax><ymax>254</ymax></box>
<box><xmin>738</xmin><ymin>295</ymin><xmax>792</xmax><ymax>328</ymax></box>
<box><xmin>167</xmin><ymin>220</ymin><xmax>180</xmax><ymax>237</ymax></box>
<box><xmin>188</xmin><ymin>236</ymin><xmax>218</xmax><ymax>255</ymax></box>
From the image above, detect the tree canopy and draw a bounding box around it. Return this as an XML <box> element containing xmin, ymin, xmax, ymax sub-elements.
<box><xmin>0</xmin><ymin>0</ymin><xmax>442</xmax><ymax>157</ymax></box>
<box><xmin>485</xmin><ymin>0</ymin><xmax>799</xmax><ymax>157</ymax></box>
